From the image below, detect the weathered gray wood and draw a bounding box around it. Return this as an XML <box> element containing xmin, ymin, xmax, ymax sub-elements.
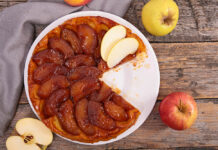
<box><xmin>124</xmin><ymin>0</ymin><xmax>218</xmax><ymax>42</ymax></box>
<box><xmin>1</xmin><ymin>99</ymin><xmax>218</xmax><ymax>150</ymax></box>
<box><xmin>152</xmin><ymin>42</ymin><xmax>218</xmax><ymax>99</ymax></box>
<box><xmin>3</xmin><ymin>0</ymin><xmax>26</xmax><ymax>1</ymax></box>
<box><xmin>19</xmin><ymin>88</ymin><xmax>27</xmax><ymax>104</ymax></box>
<box><xmin>0</xmin><ymin>2</ymin><xmax>7</xmax><ymax>11</ymax></box>
<box><xmin>8</xmin><ymin>1</ymin><xmax>24</xmax><ymax>6</ymax></box>
<box><xmin>0</xmin><ymin>0</ymin><xmax>217</xmax><ymax>42</ymax></box>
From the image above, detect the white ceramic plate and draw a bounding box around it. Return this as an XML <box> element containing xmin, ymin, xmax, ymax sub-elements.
<box><xmin>24</xmin><ymin>11</ymin><xmax>160</xmax><ymax>145</ymax></box>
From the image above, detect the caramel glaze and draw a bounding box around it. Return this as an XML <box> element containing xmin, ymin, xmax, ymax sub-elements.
<box><xmin>28</xmin><ymin>16</ymin><xmax>146</xmax><ymax>143</ymax></box>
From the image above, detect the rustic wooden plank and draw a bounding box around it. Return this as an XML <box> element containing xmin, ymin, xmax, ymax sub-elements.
<box><xmin>0</xmin><ymin>2</ymin><xmax>7</xmax><ymax>11</ymax></box>
<box><xmin>1</xmin><ymin>99</ymin><xmax>218</xmax><ymax>149</ymax></box>
<box><xmin>124</xmin><ymin>0</ymin><xmax>218</xmax><ymax>42</ymax></box>
<box><xmin>152</xmin><ymin>42</ymin><xmax>218</xmax><ymax>99</ymax></box>
<box><xmin>0</xmin><ymin>0</ymin><xmax>217</xmax><ymax>42</ymax></box>
<box><xmin>8</xmin><ymin>1</ymin><xmax>25</xmax><ymax>6</ymax></box>
<box><xmin>8</xmin><ymin>0</ymin><xmax>26</xmax><ymax>1</ymax></box>
<box><xmin>0</xmin><ymin>0</ymin><xmax>26</xmax><ymax>10</ymax></box>
<box><xmin>0</xmin><ymin>0</ymin><xmax>26</xmax><ymax>2</ymax></box>
<box><xmin>19</xmin><ymin>42</ymin><xmax>218</xmax><ymax>104</ymax></box>
<box><xmin>19</xmin><ymin>88</ymin><xmax>27</xmax><ymax>104</ymax></box>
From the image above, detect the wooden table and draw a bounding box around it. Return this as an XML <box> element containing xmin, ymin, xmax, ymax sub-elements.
<box><xmin>1</xmin><ymin>0</ymin><xmax>218</xmax><ymax>149</ymax></box>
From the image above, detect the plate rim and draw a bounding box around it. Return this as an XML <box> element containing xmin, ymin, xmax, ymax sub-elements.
<box><xmin>24</xmin><ymin>11</ymin><xmax>160</xmax><ymax>145</ymax></box>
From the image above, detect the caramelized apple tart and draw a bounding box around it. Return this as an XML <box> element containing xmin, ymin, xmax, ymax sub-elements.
<box><xmin>28</xmin><ymin>16</ymin><xmax>146</xmax><ymax>143</ymax></box>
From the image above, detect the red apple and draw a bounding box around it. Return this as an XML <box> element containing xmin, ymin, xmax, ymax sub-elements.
<box><xmin>159</xmin><ymin>92</ymin><xmax>198</xmax><ymax>130</ymax></box>
<box><xmin>64</xmin><ymin>0</ymin><xmax>92</xmax><ymax>6</ymax></box>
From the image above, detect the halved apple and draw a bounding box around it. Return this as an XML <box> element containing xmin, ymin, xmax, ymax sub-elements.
<box><xmin>6</xmin><ymin>118</ymin><xmax>53</xmax><ymax>150</ymax></box>
<box><xmin>107</xmin><ymin>38</ymin><xmax>139</xmax><ymax>68</ymax></box>
<box><xmin>101</xmin><ymin>25</ymin><xmax>126</xmax><ymax>61</ymax></box>
<box><xmin>6</xmin><ymin>136</ymin><xmax>41</xmax><ymax>150</ymax></box>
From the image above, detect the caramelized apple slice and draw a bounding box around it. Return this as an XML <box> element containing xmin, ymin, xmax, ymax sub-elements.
<box><xmin>98</xmin><ymin>59</ymin><xmax>109</xmax><ymax>73</ymax></box>
<box><xmin>33</xmin><ymin>63</ymin><xmax>68</xmax><ymax>84</ymax></box>
<box><xmin>89</xmin><ymin>82</ymin><xmax>112</xmax><ymax>102</ymax></box>
<box><xmin>65</xmin><ymin>55</ymin><xmax>96</xmax><ymax>69</ymax></box>
<box><xmin>33</xmin><ymin>63</ymin><xmax>57</xmax><ymax>84</ymax></box>
<box><xmin>88</xmin><ymin>101</ymin><xmax>115</xmax><ymax>130</ymax></box>
<box><xmin>68</xmin><ymin>66</ymin><xmax>101</xmax><ymax>81</ymax></box>
<box><xmin>94</xmin><ymin>30</ymin><xmax>107</xmax><ymax>60</ymax></box>
<box><xmin>44</xmin><ymin>89</ymin><xmax>69</xmax><ymax>117</ymax></box>
<box><xmin>48</xmin><ymin>37</ymin><xmax>74</xmax><ymax>59</ymax></box>
<box><xmin>95</xmin><ymin>83</ymin><xmax>112</xmax><ymax>102</ymax></box>
<box><xmin>54</xmin><ymin>65</ymin><xmax>69</xmax><ymax>76</ymax></box>
<box><xmin>77</xmin><ymin>24</ymin><xmax>97</xmax><ymax>55</ymax></box>
<box><xmin>32</xmin><ymin>49</ymin><xmax>64</xmax><ymax>65</ymax></box>
<box><xmin>57</xmin><ymin>100</ymin><xmax>80</xmax><ymax>135</ymax></box>
<box><xmin>104</xmin><ymin>100</ymin><xmax>128</xmax><ymax>121</ymax></box>
<box><xmin>61</xmin><ymin>28</ymin><xmax>82</xmax><ymax>54</ymax></box>
<box><xmin>112</xmin><ymin>94</ymin><xmax>134</xmax><ymax>110</ymax></box>
<box><xmin>70</xmin><ymin>77</ymin><xmax>100</xmax><ymax>102</ymax></box>
<box><xmin>116</xmin><ymin>109</ymin><xmax>139</xmax><ymax>128</ymax></box>
<box><xmin>38</xmin><ymin>75</ymin><xmax>70</xmax><ymax>98</ymax></box>
<box><xmin>75</xmin><ymin>98</ymin><xmax>96</xmax><ymax>135</ymax></box>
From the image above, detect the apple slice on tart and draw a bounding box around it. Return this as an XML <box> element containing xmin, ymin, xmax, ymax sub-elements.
<box><xmin>28</xmin><ymin>16</ymin><xmax>147</xmax><ymax>143</ymax></box>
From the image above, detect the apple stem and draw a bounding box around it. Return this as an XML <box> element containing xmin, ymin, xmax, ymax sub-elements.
<box><xmin>162</xmin><ymin>9</ymin><xmax>174</xmax><ymax>26</ymax></box>
<box><xmin>41</xmin><ymin>145</ymin><xmax>47</xmax><ymax>150</ymax></box>
<box><xmin>177</xmin><ymin>99</ymin><xmax>181</xmax><ymax>111</ymax></box>
<box><xmin>179</xmin><ymin>99</ymin><xmax>182</xmax><ymax>110</ymax></box>
<box><xmin>178</xmin><ymin>99</ymin><xmax>186</xmax><ymax>113</ymax></box>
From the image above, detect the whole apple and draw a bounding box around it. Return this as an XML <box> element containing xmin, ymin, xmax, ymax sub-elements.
<box><xmin>64</xmin><ymin>0</ymin><xmax>91</xmax><ymax>6</ymax></box>
<box><xmin>159</xmin><ymin>92</ymin><xmax>198</xmax><ymax>130</ymax></box>
<box><xmin>141</xmin><ymin>0</ymin><xmax>179</xmax><ymax>36</ymax></box>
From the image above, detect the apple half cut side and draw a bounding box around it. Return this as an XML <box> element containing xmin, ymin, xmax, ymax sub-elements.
<box><xmin>107</xmin><ymin>38</ymin><xmax>139</xmax><ymax>68</ymax></box>
<box><xmin>101</xmin><ymin>25</ymin><xmax>126</xmax><ymax>61</ymax></box>
<box><xmin>6</xmin><ymin>136</ymin><xmax>41</xmax><ymax>150</ymax></box>
<box><xmin>6</xmin><ymin>118</ymin><xmax>53</xmax><ymax>150</ymax></box>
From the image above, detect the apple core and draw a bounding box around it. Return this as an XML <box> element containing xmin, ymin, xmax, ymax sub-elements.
<box><xmin>22</xmin><ymin>134</ymin><xmax>35</xmax><ymax>144</ymax></box>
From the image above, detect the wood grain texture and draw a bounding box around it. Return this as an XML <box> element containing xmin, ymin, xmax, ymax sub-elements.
<box><xmin>19</xmin><ymin>42</ymin><xmax>218</xmax><ymax>104</ymax></box>
<box><xmin>124</xmin><ymin>0</ymin><xmax>218</xmax><ymax>42</ymax></box>
<box><xmin>152</xmin><ymin>42</ymin><xmax>218</xmax><ymax>99</ymax></box>
<box><xmin>1</xmin><ymin>99</ymin><xmax>218</xmax><ymax>150</ymax></box>
<box><xmin>1</xmin><ymin>0</ymin><xmax>218</xmax><ymax>149</ymax></box>
<box><xmin>0</xmin><ymin>2</ymin><xmax>7</xmax><ymax>11</ymax></box>
<box><xmin>0</xmin><ymin>0</ymin><xmax>217</xmax><ymax>42</ymax></box>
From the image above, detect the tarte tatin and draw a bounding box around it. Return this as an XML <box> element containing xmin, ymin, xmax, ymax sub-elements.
<box><xmin>28</xmin><ymin>16</ymin><xmax>146</xmax><ymax>143</ymax></box>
